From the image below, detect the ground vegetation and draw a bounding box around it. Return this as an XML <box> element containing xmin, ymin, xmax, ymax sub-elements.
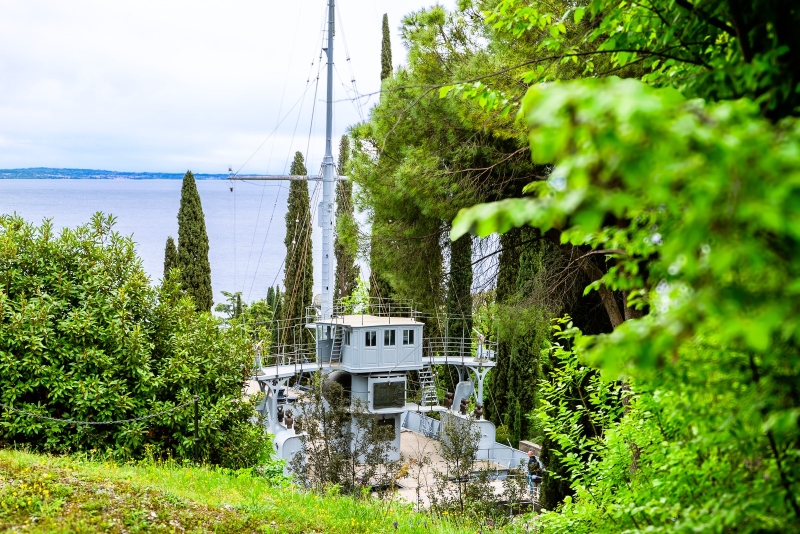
<box><xmin>0</xmin><ymin>448</ymin><xmax>478</xmax><ymax>533</ymax></box>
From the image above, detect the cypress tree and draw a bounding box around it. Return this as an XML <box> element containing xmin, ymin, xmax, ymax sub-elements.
<box><xmin>283</xmin><ymin>152</ymin><xmax>313</xmax><ymax>325</ymax></box>
<box><xmin>486</xmin><ymin>227</ymin><xmax>521</xmax><ymax>427</ymax></box>
<box><xmin>506</xmin><ymin>226</ymin><xmax>545</xmax><ymax>440</ymax></box>
<box><xmin>368</xmin><ymin>14</ymin><xmax>395</xmax><ymax>308</ymax></box>
<box><xmin>176</xmin><ymin>171</ymin><xmax>213</xmax><ymax>312</ymax></box>
<box><xmin>163</xmin><ymin>236</ymin><xmax>177</xmax><ymax>279</ymax></box>
<box><xmin>334</xmin><ymin>135</ymin><xmax>360</xmax><ymax>302</ymax></box>
<box><xmin>380</xmin><ymin>14</ymin><xmax>392</xmax><ymax>81</ymax></box>
<box><xmin>446</xmin><ymin>234</ymin><xmax>473</xmax><ymax>357</ymax></box>
<box><xmin>234</xmin><ymin>293</ymin><xmax>243</xmax><ymax>318</ymax></box>
<box><xmin>266</xmin><ymin>286</ymin><xmax>283</xmax><ymax>351</ymax></box>
<box><xmin>512</xmin><ymin>398</ymin><xmax>522</xmax><ymax>448</ymax></box>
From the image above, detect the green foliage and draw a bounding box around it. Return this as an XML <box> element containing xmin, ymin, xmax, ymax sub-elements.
<box><xmin>528</xmin><ymin>317</ymin><xmax>800</xmax><ymax>531</ymax></box>
<box><xmin>368</xmin><ymin>241</ymin><xmax>395</xmax><ymax>302</ymax></box>
<box><xmin>453</xmin><ymin>75</ymin><xmax>800</xmax><ymax>529</ymax></box>
<box><xmin>163</xmin><ymin>236</ymin><xmax>177</xmax><ymax>279</ymax></box>
<box><xmin>487</xmin><ymin>229</ymin><xmax>520</xmax><ymax>427</ymax></box>
<box><xmin>585</xmin><ymin>0</ymin><xmax>800</xmax><ymax>119</ymax></box>
<box><xmin>176</xmin><ymin>171</ymin><xmax>213</xmax><ymax>312</ymax></box>
<box><xmin>337</xmin><ymin>278</ymin><xmax>370</xmax><ymax>315</ymax></box>
<box><xmin>430</xmin><ymin>414</ymin><xmax>481</xmax><ymax>514</ymax></box>
<box><xmin>380</xmin><ymin>14</ymin><xmax>392</xmax><ymax>82</ymax></box>
<box><xmin>283</xmin><ymin>152</ymin><xmax>313</xmax><ymax>326</ymax></box>
<box><xmin>485</xmin><ymin>0</ymin><xmax>800</xmax><ymax>120</ymax></box>
<box><xmin>334</xmin><ymin>135</ymin><xmax>360</xmax><ymax>301</ymax></box>
<box><xmin>215</xmin><ymin>290</ymin><xmax>244</xmax><ymax>319</ymax></box>
<box><xmin>0</xmin><ymin>214</ymin><xmax>269</xmax><ymax>468</ymax></box>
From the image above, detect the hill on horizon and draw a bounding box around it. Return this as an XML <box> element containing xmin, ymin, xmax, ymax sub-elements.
<box><xmin>0</xmin><ymin>168</ymin><xmax>229</xmax><ymax>180</ymax></box>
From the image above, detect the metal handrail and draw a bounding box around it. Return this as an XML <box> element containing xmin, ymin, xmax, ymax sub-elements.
<box><xmin>423</xmin><ymin>338</ymin><xmax>497</xmax><ymax>360</ymax></box>
<box><xmin>304</xmin><ymin>297</ymin><xmax>422</xmax><ymax>323</ymax></box>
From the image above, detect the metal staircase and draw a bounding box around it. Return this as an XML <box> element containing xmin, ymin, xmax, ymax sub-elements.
<box><xmin>329</xmin><ymin>326</ymin><xmax>344</xmax><ymax>364</ymax></box>
<box><xmin>419</xmin><ymin>365</ymin><xmax>438</xmax><ymax>406</ymax></box>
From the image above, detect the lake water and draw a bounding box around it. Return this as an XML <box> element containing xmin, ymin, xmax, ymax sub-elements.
<box><xmin>0</xmin><ymin>179</ymin><xmax>327</xmax><ymax>307</ymax></box>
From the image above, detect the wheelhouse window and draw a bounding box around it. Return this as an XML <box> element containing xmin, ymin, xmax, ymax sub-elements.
<box><xmin>384</xmin><ymin>329</ymin><xmax>396</xmax><ymax>346</ymax></box>
<box><xmin>403</xmin><ymin>329</ymin><xmax>415</xmax><ymax>345</ymax></box>
<box><xmin>344</xmin><ymin>330</ymin><xmax>351</xmax><ymax>346</ymax></box>
<box><xmin>365</xmin><ymin>331</ymin><xmax>377</xmax><ymax>347</ymax></box>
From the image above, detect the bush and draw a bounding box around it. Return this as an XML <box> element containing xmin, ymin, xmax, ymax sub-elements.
<box><xmin>0</xmin><ymin>214</ymin><xmax>269</xmax><ymax>467</ymax></box>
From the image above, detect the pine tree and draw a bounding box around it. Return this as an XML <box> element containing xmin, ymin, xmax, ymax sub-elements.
<box><xmin>368</xmin><ymin>237</ymin><xmax>393</xmax><ymax>307</ymax></box>
<box><xmin>334</xmin><ymin>135</ymin><xmax>360</xmax><ymax>302</ymax></box>
<box><xmin>283</xmin><ymin>152</ymin><xmax>313</xmax><ymax>326</ymax></box>
<box><xmin>176</xmin><ymin>171</ymin><xmax>213</xmax><ymax>312</ymax></box>
<box><xmin>380</xmin><ymin>14</ymin><xmax>392</xmax><ymax>81</ymax></box>
<box><xmin>163</xmin><ymin>236</ymin><xmax>177</xmax><ymax>279</ymax></box>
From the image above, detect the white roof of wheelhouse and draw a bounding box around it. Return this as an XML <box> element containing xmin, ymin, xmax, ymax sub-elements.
<box><xmin>314</xmin><ymin>315</ymin><xmax>422</xmax><ymax>327</ymax></box>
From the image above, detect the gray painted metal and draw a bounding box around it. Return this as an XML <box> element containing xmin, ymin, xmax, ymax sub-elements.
<box><xmin>227</xmin><ymin>175</ymin><xmax>349</xmax><ymax>181</ymax></box>
<box><xmin>318</xmin><ymin>0</ymin><xmax>336</xmax><ymax>320</ymax></box>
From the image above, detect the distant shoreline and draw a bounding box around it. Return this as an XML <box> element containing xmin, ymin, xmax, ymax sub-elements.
<box><xmin>0</xmin><ymin>168</ymin><xmax>228</xmax><ymax>180</ymax></box>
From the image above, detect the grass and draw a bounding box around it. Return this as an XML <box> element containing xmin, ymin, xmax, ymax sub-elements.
<box><xmin>0</xmin><ymin>449</ymin><xmax>505</xmax><ymax>533</ymax></box>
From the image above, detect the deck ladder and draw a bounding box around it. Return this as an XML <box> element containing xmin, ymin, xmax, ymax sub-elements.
<box><xmin>329</xmin><ymin>326</ymin><xmax>344</xmax><ymax>364</ymax></box>
<box><xmin>419</xmin><ymin>365</ymin><xmax>439</xmax><ymax>407</ymax></box>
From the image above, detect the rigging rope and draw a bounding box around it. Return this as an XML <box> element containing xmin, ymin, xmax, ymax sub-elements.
<box><xmin>240</xmin><ymin>3</ymin><xmax>308</xmax><ymax>297</ymax></box>
<box><xmin>334</xmin><ymin>3</ymin><xmax>365</xmax><ymax>122</ymax></box>
<box><xmin>242</xmin><ymin>6</ymin><xmax>328</xmax><ymax>301</ymax></box>
<box><xmin>1</xmin><ymin>401</ymin><xmax>194</xmax><ymax>426</ymax></box>
<box><xmin>245</xmin><ymin>53</ymin><xmax>322</xmax><ymax>301</ymax></box>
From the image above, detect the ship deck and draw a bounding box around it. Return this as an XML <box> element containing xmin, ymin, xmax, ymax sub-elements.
<box><xmin>251</xmin><ymin>356</ymin><xmax>496</xmax><ymax>382</ymax></box>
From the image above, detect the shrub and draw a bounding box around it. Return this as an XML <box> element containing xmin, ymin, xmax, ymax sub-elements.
<box><xmin>0</xmin><ymin>214</ymin><xmax>269</xmax><ymax>467</ymax></box>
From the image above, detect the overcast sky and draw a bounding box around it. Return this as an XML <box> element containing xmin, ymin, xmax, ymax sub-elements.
<box><xmin>0</xmin><ymin>0</ymin><xmax>443</xmax><ymax>174</ymax></box>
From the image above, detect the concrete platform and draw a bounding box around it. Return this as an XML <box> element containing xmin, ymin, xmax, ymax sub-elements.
<box><xmin>394</xmin><ymin>429</ymin><xmax>529</xmax><ymax>508</ymax></box>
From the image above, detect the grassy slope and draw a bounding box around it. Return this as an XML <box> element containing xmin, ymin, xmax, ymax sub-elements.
<box><xmin>0</xmin><ymin>449</ymin><xmax>488</xmax><ymax>533</ymax></box>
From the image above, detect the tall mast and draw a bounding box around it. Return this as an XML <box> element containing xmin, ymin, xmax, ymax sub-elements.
<box><xmin>319</xmin><ymin>0</ymin><xmax>336</xmax><ymax>320</ymax></box>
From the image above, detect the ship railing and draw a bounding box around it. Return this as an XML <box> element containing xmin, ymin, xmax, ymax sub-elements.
<box><xmin>253</xmin><ymin>341</ymin><xmax>319</xmax><ymax>373</ymax></box>
<box><xmin>423</xmin><ymin>338</ymin><xmax>497</xmax><ymax>361</ymax></box>
<box><xmin>305</xmin><ymin>297</ymin><xmax>422</xmax><ymax>323</ymax></box>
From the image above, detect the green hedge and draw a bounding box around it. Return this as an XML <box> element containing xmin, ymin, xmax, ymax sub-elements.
<box><xmin>0</xmin><ymin>214</ymin><xmax>268</xmax><ymax>468</ymax></box>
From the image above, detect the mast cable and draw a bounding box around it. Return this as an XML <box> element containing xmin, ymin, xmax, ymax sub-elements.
<box><xmin>240</xmin><ymin>2</ymin><xmax>308</xmax><ymax>296</ymax></box>
<box><xmin>244</xmin><ymin>11</ymin><xmax>328</xmax><ymax>300</ymax></box>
